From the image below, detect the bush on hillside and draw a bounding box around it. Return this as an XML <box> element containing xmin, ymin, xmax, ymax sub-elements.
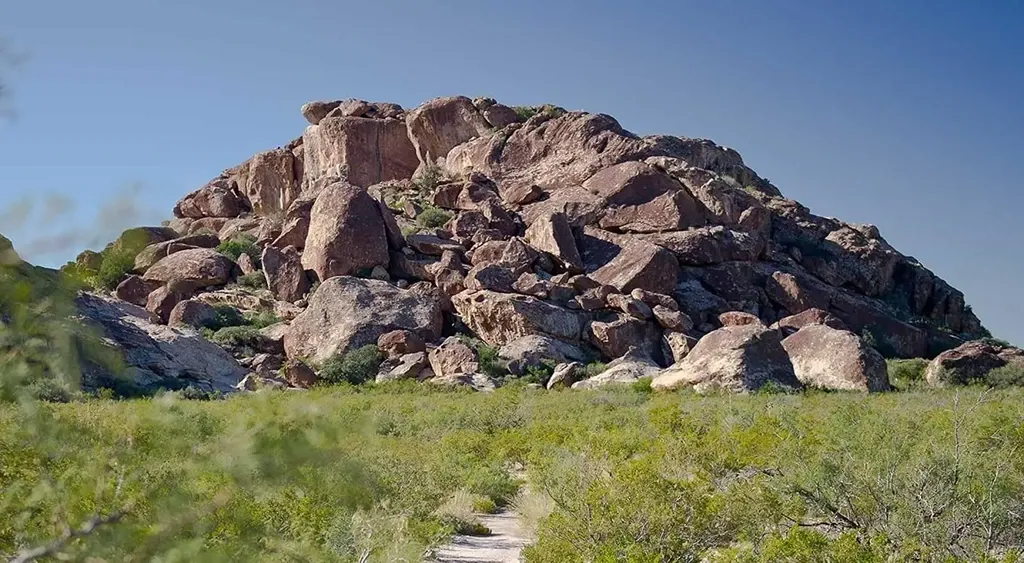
<box><xmin>209</xmin><ymin>325</ymin><xmax>265</xmax><ymax>356</ymax></box>
<box><xmin>887</xmin><ymin>358</ymin><xmax>929</xmax><ymax>385</ymax></box>
<box><xmin>416</xmin><ymin>207</ymin><xmax>452</xmax><ymax>230</ymax></box>
<box><xmin>216</xmin><ymin>234</ymin><xmax>259</xmax><ymax>264</ymax></box>
<box><xmin>235</xmin><ymin>271</ymin><xmax>267</xmax><ymax>290</ymax></box>
<box><xmin>319</xmin><ymin>345</ymin><xmax>383</xmax><ymax>386</ymax></box>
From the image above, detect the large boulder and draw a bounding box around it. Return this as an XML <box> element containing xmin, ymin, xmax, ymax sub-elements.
<box><xmin>302</xmin><ymin>116</ymin><xmax>418</xmax><ymax>188</ymax></box>
<box><xmin>76</xmin><ymin>293</ymin><xmax>247</xmax><ymax>393</ymax></box>
<box><xmin>652</xmin><ymin>324</ymin><xmax>801</xmax><ymax>393</ymax></box>
<box><xmin>245</xmin><ymin>148</ymin><xmax>302</xmax><ymax>216</ymax></box>
<box><xmin>406</xmin><ymin>96</ymin><xmax>492</xmax><ymax>166</ymax></box>
<box><xmin>115</xmin><ymin>275</ymin><xmax>162</xmax><ymax>307</ymax></box>
<box><xmin>301</xmin><ymin>181</ymin><xmax>390</xmax><ymax>281</ymax></box>
<box><xmin>572</xmin><ymin>348</ymin><xmax>661</xmax><ymax>389</ymax></box>
<box><xmin>498</xmin><ymin>334</ymin><xmax>589</xmax><ymax>376</ymax></box>
<box><xmin>925</xmin><ymin>341</ymin><xmax>1024</xmax><ymax>386</ymax></box>
<box><xmin>142</xmin><ymin>248</ymin><xmax>235</xmax><ymax>290</ymax></box>
<box><xmin>284</xmin><ymin>277</ymin><xmax>443</xmax><ymax>364</ymax></box>
<box><xmin>580</xmin><ymin>228</ymin><xmax>679</xmax><ymax>295</ymax></box>
<box><xmin>451</xmin><ymin>290</ymin><xmax>586</xmax><ymax>347</ymax></box>
<box><xmin>524</xmin><ymin>212</ymin><xmax>584</xmax><ymax>273</ymax></box>
<box><xmin>173</xmin><ymin>179</ymin><xmax>247</xmax><ymax>219</ymax></box>
<box><xmin>782</xmin><ymin>324</ymin><xmax>890</xmax><ymax>392</ymax></box>
<box><xmin>133</xmin><ymin>232</ymin><xmax>220</xmax><ymax>272</ymax></box>
<box><xmin>772</xmin><ymin>308</ymin><xmax>847</xmax><ymax>336</ymax></box>
<box><xmin>587</xmin><ymin>314</ymin><xmax>663</xmax><ymax>362</ymax></box>
<box><xmin>262</xmin><ymin>245</ymin><xmax>309</xmax><ymax>303</ymax></box>
<box><xmin>583</xmin><ymin>161</ymin><xmax>704</xmax><ymax>232</ymax></box>
<box><xmin>644</xmin><ymin>226</ymin><xmax>763</xmax><ymax>266</ymax></box>
<box><xmin>271</xmin><ymin>195</ymin><xmax>316</xmax><ymax>250</ymax></box>
<box><xmin>428</xmin><ymin>336</ymin><xmax>480</xmax><ymax>378</ymax></box>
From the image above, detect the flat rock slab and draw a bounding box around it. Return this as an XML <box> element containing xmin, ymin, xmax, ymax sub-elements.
<box><xmin>433</xmin><ymin>511</ymin><xmax>529</xmax><ymax>563</ymax></box>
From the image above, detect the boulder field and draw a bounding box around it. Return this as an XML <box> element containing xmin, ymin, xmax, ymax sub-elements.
<box><xmin>60</xmin><ymin>95</ymin><xmax>1007</xmax><ymax>393</ymax></box>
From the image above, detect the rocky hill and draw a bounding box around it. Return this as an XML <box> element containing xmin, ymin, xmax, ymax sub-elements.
<box><xmin>53</xmin><ymin>95</ymin><xmax>1001</xmax><ymax>394</ymax></box>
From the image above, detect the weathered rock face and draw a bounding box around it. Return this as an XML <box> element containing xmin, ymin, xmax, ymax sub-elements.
<box><xmin>174</xmin><ymin>179</ymin><xmax>247</xmax><ymax>219</ymax></box>
<box><xmin>77</xmin><ymin>294</ymin><xmax>246</xmax><ymax>393</ymax></box>
<box><xmin>303</xmin><ymin>116</ymin><xmax>418</xmax><ymax>188</ymax></box>
<box><xmin>653</xmin><ymin>324</ymin><xmax>801</xmax><ymax>393</ymax></box>
<box><xmin>246</xmin><ymin>148</ymin><xmax>302</xmax><ymax>216</ymax></box>
<box><xmin>498</xmin><ymin>334</ymin><xmax>588</xmax><ymax>376</ymax></box>
<box><xmin>524</xmin><ymin>212</ymin><xmax>583</xmax><ymax>273</ymax></box>
<box><xmin>773</xmin><ymin>308</ymin><xmax>848</xmax><ymax>336</ymax></box>
<box><xmin>284</xmin><ymin>277</ymin><xmax>443</xmax><ymax>364</ymax></box>
<box><xmin>782</xmin><ymin>324</ymin><xmax>890</xmax><ymax>392</ymax></box>
<box><xmin>406</xmin><ymin>96</ymin><xmax>492</xmax><ymax>167</ymax></box>
<box><xmin>581</xmin><ymin>228</ymin><xmax>679</xmax><ymax>295</ymax></box>
<box><xmin>428</xmin><ymin>336</ymin><xmax>480</xmax><ymax>378</ymax></box>
<box><xmin>142</xmin><ymin>248</ymin><xmax>235</xmax><ymax>291</ymax></box>
<box><xmin>572</xmin><ymin>347</ymin><xmax>661</xmax><ymax>389</ymax></box>
<box><xmin>584</xmin><ymin>161</ymin><xmax>705</xmax><ymax>232</ymax></box>
<box><xmin>925</xmin><ymin>341</ymin><xmax>1024</xmax><ymax>386</ymax></box>
<box><xmin>262</xmin><ymin>245</ymin><xmax>309</xmax><ymax>303</ymax></box>
<box><xmin>115</xmin><ymin>275</ymin><xmax>162</xmax><ymax>308</ymax></box>
<box><xmin>168</xmin><ymin>299</ymin><xmax>217</xmax><ymax>329</ymax></box>
<box><xmin>301</xmin><ymin>181</ymin><xmax>390</xmax><ymax>281</ymax></box>
<box><xmin>452</xmin><ymin>290</ymin><xmax>585</xmax><ymax>347</ymax></box>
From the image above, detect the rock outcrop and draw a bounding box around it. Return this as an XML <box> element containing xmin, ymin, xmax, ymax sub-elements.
<box><xmin>51</xmin><ymin>94</ymin><xmax>995</xmax><ymax>394</ymax></box>
<box><xmin>925</xmin><ymin>341</ymin><xmax>1024</xmax><ymax>386</ymax></box>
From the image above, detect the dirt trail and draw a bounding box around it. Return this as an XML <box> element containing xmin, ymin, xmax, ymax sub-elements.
<box><xmin>432</xmin><ymin>510</ymin><xmax>529</xmax><ymax>563</ymax></box>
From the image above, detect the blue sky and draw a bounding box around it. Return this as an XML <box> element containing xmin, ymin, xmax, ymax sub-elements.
<box><xmin>1</xmin><ymin>0</ymin><xmax>1021</xmax><ymax>343</ymax></box>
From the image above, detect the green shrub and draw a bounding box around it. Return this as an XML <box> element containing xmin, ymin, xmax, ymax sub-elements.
<box><xmin>512</xmin><ymin>105</ymin><xmax>538</xmax><ymax>120</ymax></box>
<box><xmin>210</xmin><ymin>326</ymin><xmax>265</xmax><ymax>356</ymax></box>
<box><xmin>887</xmin><ymin>358</ymin><xmax>929</xmax><ymax>384</ymax></box>
<box><xmin>243</xmin><ymin>309</ymin><xmax>280</xmax><ymax>329</ymax></box>
<box><xmin>235</xmin><ymin>271</ymin><xmax>267</xmax><ymax>290</ymax></box>
<box><xmin>476</xmin><ymin>343</ymin><xmax>506</xmax><ymax>378</ymax></box>
<box><xmin>523</xmin><ymin>362</ymin><xmax>556</xmax><ymax>385</ymax></box>
<box><xmin>94</xmin><ymin>246</ymin><xmax>137</xmax><ymax>289</ymax></box>
<box><xmin>416</xmin><ymin>207</ymin><xmax>452</xmax><ymax>230</ymax></box>
<box><xmin>630</xmin><ymin>376</ymin><xmax>653</xmax><ymax>394</ymax></box>
<box><xmin>471</xmin><ymin>496</ymin><xmax>498</xmax><ymax>515</ymax></box>
<box><xmin>413</xmin><ymin>165</ymin><xmax>447</xmax><ymax>194</ymax></box>
<box><xmin>985</xmin><ymin>363</ymin><xmax>1024</xmax><ymax>388</ymax></box>
<box><xmin>319</xmin><ymin>345</ymin><xmax>383</xmax><ymax>386</ymax></box>
<box><xmin>216</xmin><ymin>234</ymin><xmax>259</xmax><ymax>264</ymax></box>
<box><xmin>583</xmin><ymin>362</ymin><xmax>607</xmax><ymax>379</ymax></box>
<box><xmin>205</xmin><ymin>305</ymin><xmax>246</xmax><ymax>331</ymax></box>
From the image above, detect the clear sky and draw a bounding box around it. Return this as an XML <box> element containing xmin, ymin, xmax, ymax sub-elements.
<box><xmin>1</xmin><ymin>0</ymin><xmax>1021</xmax><ymax>344</ymax></box>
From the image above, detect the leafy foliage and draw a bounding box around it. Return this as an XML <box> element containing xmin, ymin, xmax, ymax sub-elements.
<box><xmin>319</xmin><ymin>345</ymin><xmax>384</xmax><ymax>386</ymax></box>
<box><xmin>235</xmin><ymin>271</ymin><xmax>267</xmax><ymax>290</ymax></box>
<box><xmin>209</xmin><ymin>326</ymin><xmax>265</xmax><ymax>356</ymax></box>
<box><xmin>416</xmin><ymin>206</ymin><xmax>452</xmax><ymax>230</ymax></box>
<box><xmin>887</xmin><ymin>358</ymin><xmax>929</xmax><ymax>385</ymax></box>
<box><xmin>413</xmin><ymin>165</ymin><xmax>447</xmax><ymax>195</ymax></box>
<box><xmin>216</xmin><ymin>234</ymin><xmax>259</xmax><ymax>264</ymax></box>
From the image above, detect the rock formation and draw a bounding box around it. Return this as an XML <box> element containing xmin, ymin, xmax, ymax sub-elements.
<box><xmin>40</xmin><ymin>94</ymin><xmax>997</xmax><ymax>394</ymax></box>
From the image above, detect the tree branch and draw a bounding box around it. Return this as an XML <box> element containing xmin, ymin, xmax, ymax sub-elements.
<box><xmin>8</xmin><ymin>509</ymin><xmax>128</xmax><ymax>563</ymax></box>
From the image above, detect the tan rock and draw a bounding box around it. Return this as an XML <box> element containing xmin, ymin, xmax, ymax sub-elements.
<box><xmin>262</xmin><ymin>245</ymin><xmax>309</xmax><ymax>303</ymax></box>
<box><xmin>572</xmin><ymin>347</ymin><xmax>661</xmax><ymax>389</ymax></box>
<box><xmin>246</xmin><ymin>148</ymin><xmax>302</xmax><ymax>216</ymax></box>
<box><xmin>653</xmin><ymin>305</ymin><xmax>693</xmax><ymax>332</ymax></box>
<box><xmin>115</xmin><ymin>275</ymin><xmax>162</xmax><ymax>307</ymax></box>
<box><xmin>772</xmin><ymin>308</ymin><xmax>847</xmax><ymax>336</ymax></box>
<box><xmin>168</xmin><ymin>299</ymin><xmax>217</xmax><ymax>329</ymax></box>
<box><xmin>765</xmin><ymin>271</ymin><xmax>831</xmax><ymax>314</ymax></box>
<box><xmin>284</xmin><ymin>277</ymin><xmax>443</xmax><ymax>364</ymax></box>
<box><xmin>524</xmin><ymin>212</ymin><xmax>583</xmax><ymax>273</ymax></box>
<box><xmin>452</xmin><ymin>290</ymin><xmax>585</xmax><ymax>347</ymax></box>
<box><xmin>174</xmin><ymin>179</ymin><xmax>247</xmax><ymax>219</ymax></box>
<box><xmin>282</xmin><ymin>359</ymin><xmax>317</xmax><ymax>389</ymax></box>
<box><xmin>652</xmin><ymin>325</ymin><xmax>801</xmax><ymax>393</ymax></box>
<box><xmin>783</xmin><ymin>324</ymin><xmax>890</xmax><ymax>392</ymax></box>
<box><xmin>925</xmin><ymin>341</ymin><xmax>1024</xmax><ymax>387</ymax></box>
<box><xmin>301</xmin><ymin>181</ymin><xmax>390</xmax><ymax>281</ymax></box>
<box><xmin>428</xmin><ymin>336</ymin><xmax>480</xmax><ymax>378</ymax></box>
<box><xmin>406</xmin><ymin>96</ymin><xmax>492</xmax><ymax>166</ymax></box>
<box><xmin>718</xmin><ymin>311</ymin><xmax>762</xmax><ymax>327</ymax></box>
<box><xmin>377</xmin><ymin>330</ymin><xmax>427</xmax><ymax>359</ymax></box>
<box><xmin>142</xmin><ymin>248</ymin><xmax>235</xmax><ymax>290</ymax></box>
<box><xmin>303</xmin><ymin>116</ymin><xmax>418</xmax><ymax>188</ymax></box>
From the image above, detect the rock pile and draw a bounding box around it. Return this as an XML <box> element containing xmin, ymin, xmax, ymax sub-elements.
<box><xmin>67</xmin><ymin>95</ymin><xmax>995</xmax><ymax>393</ymax></box>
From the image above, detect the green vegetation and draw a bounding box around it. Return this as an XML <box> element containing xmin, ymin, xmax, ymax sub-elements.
<box><xmin>1</xmin><ymin>387</ymin><xmax>1023</xmax><ymax>560</ymax></box>
<box><xmin>416</xmin><ymin>206</ymin><xmax>452</xmax><ymax>230</ymax></box>
<box><xmin>208</xmin><ymin>325</ymin><xmax>265</xmax><ymax>356</ymax></box>
<box><xmin>512</xmin><ymin>105</ymin><xmax>538</xmax><ymax>120</ymax></box>
<box><xmin>216</xmin><ymin>234</ymin><xmax>259</xmax><ymax>264</ymax></box>
<box><xmin>456</xmin><ymin>335</ymin><xmax>508</xmax><ymax>378</ymax></box>
<box><xmin>319</xmin><ymin>345</ymin><xmax>384</xmax><ymax>386</ymax></box>
<box><xmin>583</xmin><ymin>361</ymin><xmax>607</xmax><ymax>379</ymax></box>
<box><xmin>887</xmin><ymin>358</ymin><xmax>929</xmax><ymax>386</ymax></box>
<box><xmin>235</xmin><ymin>270</ymin><xmax>267</xmax><ymax>290</ymax></box>
<box><xmin>413</xmin><ymin>165</ymin><xmax>447</xmax><ymax>195</ymax></box>
<box><xmin>61</xmin><ymin>227</ymin><xmax>163</xmax><ymax>290</ymax></box>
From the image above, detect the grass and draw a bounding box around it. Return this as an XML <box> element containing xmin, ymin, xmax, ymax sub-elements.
<box><xmin>2</xmin><ymin>387</ymin><xmax>1024</xmax><ymax>561</ymax></box>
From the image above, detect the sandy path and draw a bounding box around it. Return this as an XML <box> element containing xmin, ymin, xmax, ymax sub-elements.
<box><xmin>432</xmin><ymin>511</ymin><xmax>529</xmax><ymax>563</ymax></box>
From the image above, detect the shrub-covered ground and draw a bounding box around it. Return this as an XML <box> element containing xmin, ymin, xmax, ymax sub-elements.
<box><xmin>2</xmin><ymin>385</ymin><xmax>1023</xmax><ymax>562</ymax></box>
